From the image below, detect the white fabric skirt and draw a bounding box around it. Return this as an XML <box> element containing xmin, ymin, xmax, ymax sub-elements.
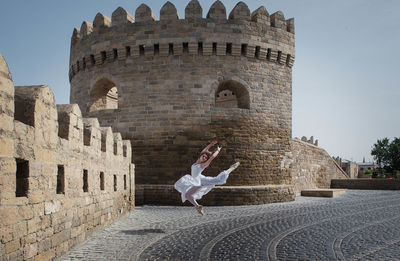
<box><xmin>174</xmin><ymin>170</ymin><xmax>230</xmax><ymax>203</ymax></box>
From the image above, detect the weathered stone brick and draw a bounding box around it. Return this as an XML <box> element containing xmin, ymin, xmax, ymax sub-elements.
<box><xmin>0</xmin><ymin>206</ymin><xmax>20</xmax><ymax>226</ymax></box>
<box><xmin>23</xmin><ymin>242</ymin><xmax>38</xmax><ymax>260</ymax></box>
<box><xmin>51</xmin><ymin>229</ymin><xmax>70</xmax><ymax>247</ymax></box>
<box><xmin>5</xmin><ymin>239</ymin><xmax>20</xmax><ymax>254</ymax></box>
<box><xmin>0</xmin><ymin>139</ymin><xmax>13</xmax><ymax>156</ymax></box>
<box><xmin>34</xmin><ymin>249</ymin><xmax>55</xmax><ymax>261</ymax></box>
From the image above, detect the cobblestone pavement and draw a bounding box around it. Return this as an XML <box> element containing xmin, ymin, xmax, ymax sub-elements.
<box><xmin>60</xmin><ymin>190</ymin><xmax>400</xmax><ymax>261</ymax></box>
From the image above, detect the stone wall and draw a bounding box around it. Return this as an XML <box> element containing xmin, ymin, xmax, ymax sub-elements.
<box><xmin>289</xmin><ymin>139</ymin><xmax>348</xmax><ymax>195</ymax></box>
<box><xmin>0</xmin><ymin>54</ymin><xmax>134</xmax><ymax>260</ymax></box>
<box><xmin>69</xmin><ymin>1</ymin><xmax>295</xmax><ymax>205</ymax></box>
<box><xmin>331</xmin><ymin>179</ymin><xmax>400</xmax><ymax>190</ymax></box>
<box><xmin>136</xmin><ymin>184</ymin><xmax>295</xmax><ymax>206</ymax></box>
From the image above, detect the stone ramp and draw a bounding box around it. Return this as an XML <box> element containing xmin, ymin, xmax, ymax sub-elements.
<box><xmin>301</xmin><ymin>188</ymin><xmax>348</xmax><ymax>197</ymax></box>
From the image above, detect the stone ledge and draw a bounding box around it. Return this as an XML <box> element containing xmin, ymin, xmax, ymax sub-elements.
<box><xmin>136</xmin><ymin>184</ymin><xmax>295</xmax><ymax>206</ymax></box>
<box><xmin>301</xmin><ymin>189</ymin><xmax>347</xmax><ymax>198</ymax></box>
<box><xmin>331</xmin><ymin>179</ymin><xmax>400</xmax><ymax>190</ymax></box>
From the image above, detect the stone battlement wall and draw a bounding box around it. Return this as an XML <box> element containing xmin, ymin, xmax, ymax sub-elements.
<box><xmin>0</xmin><ymin>54</ymin><xmax>134</xmax><ymax>260</ymax></box>
<box><xmin>69</xmin><ymin>0</ymin><xmax>295</xmax><ymax>81</ymax></box>
<box><xmin>289</xmin><ymin>139</ymin><xmax>348</xmax><ymax>195</ymax></box>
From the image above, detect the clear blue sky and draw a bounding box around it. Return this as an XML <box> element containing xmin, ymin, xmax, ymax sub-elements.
<box><xmin>1</xmin><ymin>0</ymin><xmax>399</xmax><ymax>163</ymax></box>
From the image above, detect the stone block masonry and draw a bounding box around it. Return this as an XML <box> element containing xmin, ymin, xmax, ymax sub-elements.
<box><xmin>69</xmin><ymin>0</ymin><xmax>297</xmax><ymax>206</ymax></box>
<box><xmin>0</xmin><ymin>54</ymin><xmax>134</xmax><ymax>260</ymax></box>
<box><xmin>289</xmin><ymin>139</ymin><xmax>348</xmax><ymax>195</ymax></box>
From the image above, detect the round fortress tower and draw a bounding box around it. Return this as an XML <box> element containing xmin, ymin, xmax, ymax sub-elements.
<box><xmin>69</xmin><ymin>0</ymin><xmax>295</xmax><ymax>205</ymax></box>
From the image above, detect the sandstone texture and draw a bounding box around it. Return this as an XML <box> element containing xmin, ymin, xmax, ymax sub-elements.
<box><xmin>0</xmin><ymin>54</ymin><xmax>134</xmax><ymax>260</ymax></box>
<box><xmin>290</xmin><ymin>139</ymin><xmax>348</xmax><ymax>195</ymax></box>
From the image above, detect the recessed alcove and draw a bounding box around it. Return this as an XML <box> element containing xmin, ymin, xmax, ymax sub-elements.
<box><xmin>215</xmin><ymin>80</ymin><xmax>250</xmax><ymax>109</ymax></box>
<box><xmin>89</xmin><ymin>78</ymin><xmax>118</xmax><ymax>112</ymax></box>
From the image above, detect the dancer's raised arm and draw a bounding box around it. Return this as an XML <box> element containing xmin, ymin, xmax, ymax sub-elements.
<box><xmin>201</xmin><ymin>140</ymin><xmax>217</xmax><ymax>155</ymax></box>
<box><xmin>200</xmin><ymin>146</ymin><xmax>221</xmax><ymax>169</ymax></box>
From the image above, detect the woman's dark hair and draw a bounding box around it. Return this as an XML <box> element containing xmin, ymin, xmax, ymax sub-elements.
<box><xmin>200</xmin><ymin>151</ymin><xmax>212</xmax><ymax>159</ymax></box>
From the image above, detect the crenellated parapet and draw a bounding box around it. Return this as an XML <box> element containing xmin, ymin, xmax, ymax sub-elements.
<box><xmin>69</xmin><ymin>0</ymin><xmax>295</xmax><ymax>81</ymax></box>
<box><xmin>0</xmin><ymin>53</ymin><xmax>135</xmax><ymax>260</ymax></box>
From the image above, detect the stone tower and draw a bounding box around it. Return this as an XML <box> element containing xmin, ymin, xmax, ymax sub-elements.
<box><xmin>69</xmin><ymin>0</ymin><xmax>296</xmax><ymax>205</ymax></box>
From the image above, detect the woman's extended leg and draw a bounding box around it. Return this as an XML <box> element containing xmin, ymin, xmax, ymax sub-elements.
<box><xmin>200</xmin><ymin>162</ymin><xmax>240</xmax><ymax>186</ymax></box>
<box><xmin>185</xmin><ymin>186</ymin><xmax>204</xmax><ymax>215</ymax></box>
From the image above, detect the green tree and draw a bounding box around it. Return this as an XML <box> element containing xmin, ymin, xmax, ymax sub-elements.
<box><xmin>371</xmin><ymin>138</ymin><xmax>389</xmax><ymax>168</ymax></box>
<box><xmin>388</xmin><ymin>138</ymin><xmax>400</xmax><ymax>171</ymax></box>
<box><xmin>371</xmin><ymin>137</ymin><xmax>400</xmax><ymax>171</ymax></box>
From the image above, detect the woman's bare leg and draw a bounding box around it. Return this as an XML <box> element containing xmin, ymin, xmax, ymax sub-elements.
<box><xmin>186</xmin><ymin>186</ymin><xmax>200</xmax><ymax>207</ymax></box>
<box><xmin>185</xmin><ymin>186</ymin><xmax>204</xmax><ymax>215</ymax></box>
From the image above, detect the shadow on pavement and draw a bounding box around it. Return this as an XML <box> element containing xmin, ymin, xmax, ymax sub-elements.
<box><xmin>121</xmin><ymin>229</ymin><xmax>166</xmax><ymax>235</ymax></box>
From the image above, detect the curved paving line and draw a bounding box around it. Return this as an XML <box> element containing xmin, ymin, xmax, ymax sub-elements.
<box><xmin>332</xmin><ymin>215</ymin><xmax>400</xmax><ymax>261</ymax></box>
<box><xmin>130</xmin><ymin>193</ymin><xmax>400</xmax><ymax>260</ymax></box>
<box><xmin>131</xmin><ymin>202</ymin><xmax>334</xmax><ymax>260</ymax></box>
<box><xmin>198</xmin><ymin>197</ymin><xmax>400</xmax><ymax>261</ymax></box>
<box><xmin>138</xmin><ymin>195</ymin><xmax>400</xmax><ymax>260</ymax></box>
<box><xmin>267</xmin><ymin>201</ymin><xmax>400</xmax><ymax>261</ymax></box>
<box><xmin>60</xmin><ymin>192</ymin><xmax>400</xmax><ymax>260</ymax></box>
<box><xmin>205</xmin><ymin>196</ymin><xmax>400</xmax><ymax>260</ymax></box>
<box><xmin>354</xmin><ymin>239</ymin><xmax>400</xmax><ymax>260</ymax></box>
<box><xmin>130</xmin><ymin>210</ymin><xmax>280</xmax><ymax>260</ymax></box>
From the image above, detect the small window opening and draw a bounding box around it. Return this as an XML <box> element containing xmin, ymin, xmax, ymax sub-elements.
<box><xmin>277</xmin><ymin>51</ymin><xmax>282</xmax><ymax>63</ymax></box>
<box><xmin>255</xmin><ymin>46</ymin><xmax>260</xmax><ymax>59</ymax></box>
<box><xmin>114</xmin><ymin>175</ymin><xmax>117</xmax><ymax>191</ymax></box>
<box><xmin>83</xmin><ymin>127</ymin><xmax>90</xmax><ymax>146</ymax></box>
<box><xmin>16</xmin><ymin>159</ymin><xmax>29</xmax><ymax>197</ymax></box>
<box><xmin>101</xmin><ymin>51</ymin><xmax>107</xmax><ymax>63</ymax></box>
<box><xmin>183</xmin><ymin>42</ymin><xmax>189</xmax><ymax>54</ymax></box>
<box><xmin>100</xmin><ymin>172</ymin><xmax>105</xmax><ymax>191</ymax></box>
<box><xmin>169</xmin><ymin>43</ymin><xmax>174</xmax><ymax>55</ymax></box>
<box><xmin>267</xmin><ymin>48</ymin><xmax>271</xmax><ymax>60</ymax></box>
<box><xmin>101</xmin><ymin>135</ymin><xmax>107</xmax><ymax>152</ymax></box>
<box><xmin>114</xmin><ymin>142</ymin><xmax>118</xmax><ymax>155</ymax></box>
<box><xmin>226</xmin><ymin>43</ymin><xmax>232</xmax><ymax>55</ymax></box>
<box><xmin>125</xmin><ymin>46</ymin><xmax>131</xmax><ymax>57</ymax></box>
<box><xmin>82</xmin><ymin>58</ymin><xmax>86</xmax><ymax>69</ymax></box>
<box><xmin>76</xmin><ymin>61</ymin><xmax>80</xmax><ymax>72</ymax></box>
<box><xmin>113</xmin><ymin>48</ymin><xmax>118</xmax><ymax>60</ymax></box>
<box><xmin>154</xmin><ymin>44</ymin><xmax>160</xmax><ymax>55</ymax></box>
<box><xmin>90</xmin><ymin>54</ymin><xmax>95</xmax><ymax>65</ymax></box>
<box><xmin>241</xmin><ymin>44</ymin><xmax>248</xmax><ymax>56</ymax></box>
<box><xmin>198</xmin><ymin>42</ymin><xmax>203</xmax><ymax>55</ymax></box>
<box><xmin>212</xmin><ymin>43</ymin><xmax>217</xmax><ymax>55</ymax></box>
<box><xmin>286</xmin><ymin>54</ymin><xmax>291</xmax><ymax>66</ymax></box>
<box><xmin>139</xmin><ymin>45</ymin><xmax>145</xmax><ymax>56</ymax></box>
<box><xmin>83</xmin><ymin>169</ymin><xmax>88</xmax><ymax>192</ymax></box>
<box><xmin>124</xmin><ymin>175</ymin><xmax>127</xmax><ymax>190</ymax></box>
<box><xmin>57</xmin><ymin>165</ymin><xmax>65</xmax><ymax>194</ymax></box>
<box><xmin>123</xmin><ymin>145</ymin><xmax>127</xmax><ymax>157</ymax></box>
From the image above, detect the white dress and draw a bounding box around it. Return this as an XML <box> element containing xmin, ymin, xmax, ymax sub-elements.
<box><xmin>174</xmin><ymin>163</ymin><xmax>231</xmax><ymax>203</ymax></box>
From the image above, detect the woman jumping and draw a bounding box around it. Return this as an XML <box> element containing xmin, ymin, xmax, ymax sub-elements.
<box><xmin>174</xmin><ymin>140</ymin><xmax>240</xmax><ymax>215</ymax></box>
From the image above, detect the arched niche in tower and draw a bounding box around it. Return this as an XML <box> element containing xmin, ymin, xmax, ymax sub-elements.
<box><xmin>215</xmin><ymin>80</ymin><xmax>250</xmax><ymax>109</ymax></box>
<box><xmin>89</xmin><ymin>78</ymin><xmax>118</xmax><ymax>112</ymax></box>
